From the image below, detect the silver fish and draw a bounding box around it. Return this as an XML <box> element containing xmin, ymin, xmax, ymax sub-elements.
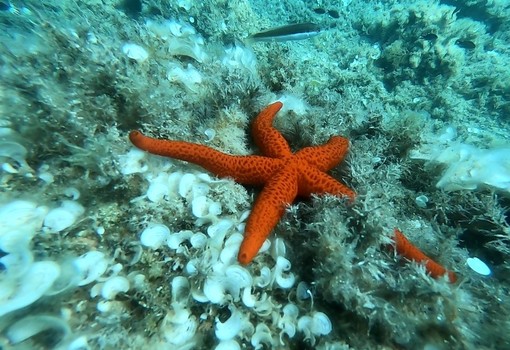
<box><xmin>247</xmin><ymin>22</ymin><xmax>321</xmax><ymax>42</ymax></box>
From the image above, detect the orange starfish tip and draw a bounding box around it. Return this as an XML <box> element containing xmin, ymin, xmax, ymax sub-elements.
<box><xmin>393</xmin><ymin>228</ymin><xmax>457</xmax><ymax>283</ymax></box>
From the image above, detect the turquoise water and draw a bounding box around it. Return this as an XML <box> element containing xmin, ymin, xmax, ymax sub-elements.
<box><xmin>1</xmin><ymin>1</ymin><xmax>509</xmax><ymax>349</ymax></box>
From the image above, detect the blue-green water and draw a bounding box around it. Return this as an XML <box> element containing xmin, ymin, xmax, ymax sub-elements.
<box><xmin>0</xmin><ymin>1</ymin><xmax>509</xmax><ymax>349</ymax></box>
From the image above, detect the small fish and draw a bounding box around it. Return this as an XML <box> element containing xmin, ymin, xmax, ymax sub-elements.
<box><xmin>455</xmin><ymin>39</ymin><xmax>476</xmax><ymax>50</ymax></box>
<box><xmin>247</xmin><ymin>22</ymin><xmax>321</xmax><ymax>42</ymax></box>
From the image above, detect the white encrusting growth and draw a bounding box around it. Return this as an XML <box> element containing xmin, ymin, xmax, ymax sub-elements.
<box><xmin>140</xmin><ymin>223</ymin><xmax>171</xmax><ymax>249</ymax></box>
<box><xmin>122</xmin><ymin>43</ymin><xmax>149</xmax><ymax>62</ymax></box>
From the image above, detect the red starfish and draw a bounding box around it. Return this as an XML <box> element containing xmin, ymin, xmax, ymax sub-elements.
<box><xmin>129</xmin><ymin>102</ymin><xmax>355</xmax><ymax>265</ymax></box>
<box><xmin>393</xmin><ymin>228</ymin><xmax>457</xmax><ymax>283</ymax></box>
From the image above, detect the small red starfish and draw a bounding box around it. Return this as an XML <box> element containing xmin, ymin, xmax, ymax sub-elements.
<box><xmin>129</xmin><ymin>102</ymin><xmax>355</xmax><ymax>265</ymax></box>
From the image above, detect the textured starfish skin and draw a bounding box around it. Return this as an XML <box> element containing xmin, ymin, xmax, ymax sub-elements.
<box><xmin>393</xmin><ymin>229</ymin><xmax>457</xmax><ymax>283</ymax></box>
<box><xmin>129</xmin><ymin>102</ymin><xmax>355</xmax><ymax>265</ymax></box>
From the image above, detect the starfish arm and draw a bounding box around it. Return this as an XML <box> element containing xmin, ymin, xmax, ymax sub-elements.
<box><xmin>251</xmin><ymin>101</ymin><xmax>292</xmax><ymax>158</ymax></box>
<box><xmin>296</xmin><ymin>136</ymin><xmax>349</xmax><ymax>172</ymax></box>
<box><xmin>238</xmin><ymin>165</ymin><xmax>299</xmax><ymax>265</ymax></box>
<box><xmin>297</xmin><ymin>163</ymin><xmax>355</xmax><ymax>200</ymax></box>
<box><xmin>393</xmin><ymin>229</ymin><xmax>457</xmax><ymax>283</ymax></box>
<box><xmin>129</xmin><ymin>130</ymin><xmax>279</xmax><ymax>184</ymax></box>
